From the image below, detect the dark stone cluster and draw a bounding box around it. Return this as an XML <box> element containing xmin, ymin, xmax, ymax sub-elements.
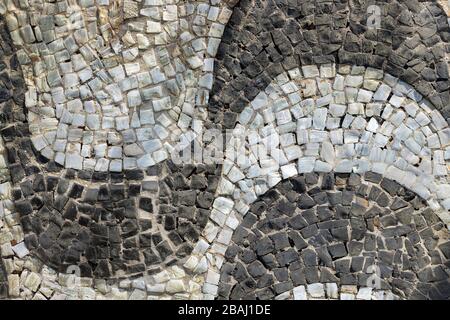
<box><xmin>217</xmin><ymin>172</ymin><xmax>450</xmax><ymax>300</ymax></box>
<box><xmin>210</xmin><ymin>0</ymin><xmax>450</xmax><ymax>123</ymax></box>
<box><xmin>153</xmin><ymin>161</ymin><xmax>222</xmax><ymax>267</ymax></box>
<box><xmin>0</xmin><ymin>19</ymin><xmax>222</xmax><ymax>283</ymax></box>
<box><xmin>3</xmin><ymin>154</ymin><xmax>220</xmax><ymax>278</ymax></box>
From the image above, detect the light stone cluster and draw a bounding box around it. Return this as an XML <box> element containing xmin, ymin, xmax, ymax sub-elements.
<box><xmin>213</xmin><ymin>64</ymin><xmax>450</xmax><ymax>223</ymax></box>
<box><xmin>4</xmin><ymin>0</ymin><xmax>231</xmax><ymax>171</ymax></box>
<box><xmin>289</xmin><ymin>284</ymin><xmax>399</xmax><ymax>301</ymax></box>
<box><xmin>0</xmin><ymin>0</ymin><xmax>233</xmax><ymax>300</ymax></box>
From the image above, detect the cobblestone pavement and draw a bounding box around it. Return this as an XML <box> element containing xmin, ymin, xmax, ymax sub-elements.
<box><xmin>0</xmin><ymin>0</ymin><xmax>449</xmax><ymax>300</ymax></box>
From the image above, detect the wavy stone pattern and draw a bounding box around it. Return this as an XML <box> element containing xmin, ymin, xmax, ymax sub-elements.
<box><xmin>0</xmin><ymin>0</ymin><xmax>449</xmax><ymax>300</ymax></box>
<box><xmin>210</xmin><ymin>0</ymin><xmax>450</xmax><ymax>121</ymax></box>
<box><xmin>0</xmin><ymin>0</ymin><xmax>228</xmax><ymax>299</ymax></box>
<box><xmin>218</xmin><ymin>172</ymin><xmax>450</xmax><ymax>300</ymax></box>
<box><xmin>224</xmin><ymin>64</ymin><xmax>450</xmax><ymax>215</ymax></box>
<box><xmin>0</xmin><ymin>14</ymin><xmax>27</xmax><ymax>299</ymax></box>
<box><xmin>200</xmin><ymin>63</ymin><xmax>450</xmax><ymax>300</ymax></box>
<box><xmin>4</xmin><ymin>0</ymin><xmax>233</xmax><ymax>171</ymax></box>
<box><xmin>0</xmin><ymin>11</ymin><xmax>223</xmax><ymax>279</ymax></box>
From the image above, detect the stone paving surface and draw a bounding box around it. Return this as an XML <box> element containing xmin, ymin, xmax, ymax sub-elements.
<box><xmin>0</xmin><ymin>0</ymin><xmax>449</xmax><ymax>300</ymax></box>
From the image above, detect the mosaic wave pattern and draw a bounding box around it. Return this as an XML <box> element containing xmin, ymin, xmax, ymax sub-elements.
<box><xmin>0</xmin><ymin>0</ymin><xmax>449</xmax><ymax>300</ymax></box>
<box><xmin>218</xmin><ymin>172</ymin><xmax>449</xmax><ymax>300</ymax></box>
